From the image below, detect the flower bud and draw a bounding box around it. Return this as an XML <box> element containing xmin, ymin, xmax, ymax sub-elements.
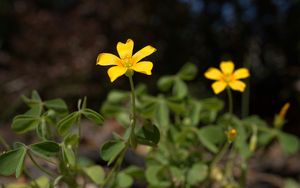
<box><xmin>274</xmin><ymin>102</ymin><xmax>290</xmax><ymax>129</ymax></box>
<box><xmin>227</xmin><ymin>128</ymin><xmax>237</xmax><ymax>142</ymax></box>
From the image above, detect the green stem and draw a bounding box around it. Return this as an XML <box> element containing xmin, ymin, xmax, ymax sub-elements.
<box><xmin>128</xmin><ymin>76</ymin><xmax>136</xmax><ymax>130</ymax></box>
<box><xmin>74</xmin><ymin>114</ymin><xmax>82</xmax><ymax>171</ymax></box>
<box><xmin>0</xmin><ymin>134</ymin><xmax>10</xmax><ymax>150</ymax></box>
<box><xmin>225</xmin><ymin>149</ymin><xmax>237</xmax><ymax>182</ymax></box>
<box><xmin>128</xmin><ymin>75</ymin><xmax>137</xmax><ymax>148</ymax></box>
<box><xmin>210</xmin><ymin>141</ymin><xmax>230</xmax><ymax>175</ymax></box>
<box><xmin>239</xmin><ymin>161</ymin><xmax>247</xmax><ymax>187</ymax></box>
<box><xmin>100</xmin><ymin>147</ymin><xmax>127</xmax><ymax>188</ymax></box>
<box><xmin>226</xmin><ymin>87</ymin><xmax>233</xmax><ymax>114</ymax></box>
<box><xmin>28</xmin><ymin>151</ymin><xmax>55</xmax><ymax>178</ymax></box>
<box><xmin>101</xmin><ymin>75</ymin><xmax>137</xmax><ymax>187</ymax></box>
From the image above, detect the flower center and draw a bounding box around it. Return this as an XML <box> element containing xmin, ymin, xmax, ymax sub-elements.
<box><xmin>122</xmin><ymin>57</ymin><xmax>133</xmax><ymax>68</ymax></box>
<box><xmin>222</xmin><ymin>74</ymin><xmax>233</xmax><ymax>83</ymax></box>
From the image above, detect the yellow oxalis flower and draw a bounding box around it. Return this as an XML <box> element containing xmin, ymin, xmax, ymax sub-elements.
<box><xmin>96</xmin><ymin>39</ymin><xmax>156</xmax><ymax>82</ymax></box>
<box><xmin>204</xmin><ymin>61</ymin><xmax>250</xmax><ymax>94</ymax></box>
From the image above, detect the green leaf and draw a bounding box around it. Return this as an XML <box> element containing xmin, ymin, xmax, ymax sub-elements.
<box><xmin>198</xmin><ymin>98</ymin><xmax>224</xmax><ymax>123</ymax></box>
<box><xmin>188</xmin><ymin>100</ymin><xmax>201</xmax><ymax>126</ymax></box>
<box><xmin>107</xmin><ymin>90</ymin><xmax>129</xmax><ymax>103</ymax></box>
<box><xmin>145</xmin><ymin>165</ymin><xmax>171</xmax><ymax>187</ymax></box>
<box><xmin>12</xmin><ymin>115</ymin><xmax>40</xmax><ymax>134</ymax></box>
<box><xmin>156</xmin><ymin>99</ymin><xmax>170</xmax><ymax>129</ymax></box>
<box><xmin>100</xmin><ymin>140</ymin><xmax>126</xmax><ymax>165</ymax></box>
<box><xmin>172</xmin><ymin>79</ymin><xmax>188</xmax><ymax>99</ymax></box>
<box><xmin>235</xmin><ymin>123</ymin><xmax>252</xmax><ymax>159</ymax></box>
<box><xmin>166</xmin><ymin>100</ymin><xmax>185</xmax><ymax>114</ymax></box>
<box><xmin>116</xmin><ymin>112</ymin><xmax>131</xmax><ymax>127</ymax></box>
<box><xmin>284</xmin><ymin>178</ymin><xmax>300</xmax><ymax>188</ymax></box>
<box><xmin>137</xmin><ymin>121</ymin><xmax>160</xmax><ymax>146</ymax></box>
<box><xmin>62</xmin><ymin>144</ymin><xmax>76</xmax><ymax>167</ymax></box>
<box><xmin>30</xmin><ymin>176</ymin><xmax>49</xmax><ymax>188</ymax></box>
<box><xmin>21</xmin><ymin>90</ymin><xmax>42</xmax><ymax>105</ymax></box>
<box><xmin>170</xmin><ymin>166</ymin><xmax>185</xmax><ymax>185</ymax></box>
<box><xmin>101</xmin><ymin>103</ymin><xmax>124</xmax><ymax>116</ymax></box>
<box><xmin>187</xmin><ymin>163</ymin><xmax>208</xmax><ymax>185</ymax></box>
<box><xmin>53</xmin><ymin>175</ymin><xmax>63</xmax><ymax>186</ymax></box>
<box><xmin>25</xmin><ymin>103</ymin><xmax>43</xmax><ymax>116</ymax></box>
<box><xmin>30</xmin><ymin>141</ymin><xmax>60</xmax><ymax>158</ymax></box>
<box><xmin>44</xmin><ymin>99</ymin><xmax>68</xmax><ymax>113</ymax></box>
<box><xmin>243</xmin><ymin>115</ymin><xmax>268</xmax><ymax>127</ymax></box>
<box><xmin>116</xmin><ymin>172</ymin><xmax>134</xmax><ymax>188</ymax></box>
<box><xmin>57</xmin><ymin>112</ymin><xmax>79</xmax><ymax>135</ymax></box>
<box><xmin>31</xmin><ymin>90</ymin><xmax>42</xmax><ymax>101</ymax></box>
<box><xmin>0</xmin><ymin>147</ymin><xmax>27</xmax><ymax>177</ymax></box>
<box><xmin>64</xmin><ymin>133</ymin><xmax>80</xmax><ymax>146</ymax></box>
<box><xmin>36</xmin><ymin>118</ymin><xmax>48</xmax><ymax>140</ymax></box>
<box><xmin>258</xmin><ymin>132</ymin><xmax>276</xmax><ymax>146</ymax></box>
<box><xmin>201</xmin><ymin>97</ymin><xmax>224</xmax><ymax>111</ymax></box>
<box><xmin>82</xmin><ymin>108</ymin><xmax>104</xmax><ymax>125</ymax></box>
<box><xmin>140</xmin><ymin>100</ymin><xmax>158</xmax><ymax>118</ymax></box>
<box><xmin>83</xmin><ymin>165</ymin><xmax>105</xmax><ymax>185</ymax></box>
<box><xmin>157</xmin><ymin>76</ymin><xmax>174</xmax><ymax>92</ymax></box>
<box><xmin>123</xmin><ymin>166</ymin><xmax>144</xmax><ymax>179</ymax></box>
<box><xmin>278</xmin><ymin>132</ymin><xmax>299</xmax><ymax>155</ymax></box>
<box><xmin>197</xmin><ymin>126</ymin><xmax>225</xmax><ymax>153</ymax></box>
<box><xmin>177</xmin><ymin>63</ymin><xmax>198</xmax><ymax>80</ymax></box>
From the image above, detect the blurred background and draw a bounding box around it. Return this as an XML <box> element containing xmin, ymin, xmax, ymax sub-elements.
<box><xmin>0</xmin><ymin>0</ymin><xmax>299</xmax><ymax>136</ymax></box>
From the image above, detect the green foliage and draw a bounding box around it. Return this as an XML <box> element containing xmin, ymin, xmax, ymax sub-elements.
<box><xmin>100</xmin><ymin>140</ymin><xmax>126</xmax><ymax>165</ymax></box>
<box><xmin>136</xmin><ymin>121</ymin><xmax>160</xmax><ymax>147</ymax></box>
<box><xmin>83</xmin><ymin>165</ymin><xmax>105</xmax><ymax>185</ymax></box>
<box><xmin>187</xmin><ymin>163</ymin><xmax>208</xmax><ymax>185</ymax></box>
<box><xmin>29</xmin><ymin>141</ymin><xmax>59</xmax><ymax>158</ymax></box>
<box><xmin>0</xmin><ymin>147</ymin><xmax>26</xmax><ymax>177</ymax></box>
<box><xmin>0</xmin><ymin>63</ymin><xmax>299</xmax><ymax>187</ymax></box>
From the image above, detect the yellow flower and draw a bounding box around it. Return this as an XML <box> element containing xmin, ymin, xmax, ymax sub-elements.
<box><xmin>96</xmin><ymin>39</ymin><xmax>156</xmax><ymax>82</ymax></box>
<box><xmin>204</xmin><ymin>61</ymin><xmax>250</xmax><ymax>94</ymax></box>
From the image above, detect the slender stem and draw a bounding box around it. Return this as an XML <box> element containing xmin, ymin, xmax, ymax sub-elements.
<box><xmin>28</xmin><ymin>151</ymin><xmax>55</xmax><ymax>178</ymax></box>
<box><xmin>101</xmin><ymin>75</ymin><xmax>136</xmax><ymax>188</ymax></box>
<box><xmin>128</xmin><ymin>76</ymin><xmax>136</xmax><ymax>130</ymax></box>
<box><xmin>0</xmin><ymin>134</ymin><xmax>10</xmax><ymax>150</ymax></box>
<box><xmin>240</xmin><ymin>161</ymin><xmax>247</xmax><ymax>187</ymax></box>
<box><xmin>74</xmin><ymin>114</ymin><xmax>82</xmax><ymax>171</ymax></box>
<box><xmin>226</xmin><ymin>87</ymin><xmax>233</xmax><ymax>114</ymax></box>
<box><xmin>225</xmin><ymin>149</ymin><xmax>237</xmax><ymax>182</ymax></box>
<box><xmin>100</xmin><ymin>147</ymin><xmax>127</xmax><ymax>188</ymax></box>
<box><xmin>210</xmin><ymin>141</ymin><xmax>230</xmax><ymax>174</ymax></box>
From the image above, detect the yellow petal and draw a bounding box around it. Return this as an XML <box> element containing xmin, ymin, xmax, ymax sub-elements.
<box><xmin>204</xmin><ymin>68</ymin><xmax>223</xmax><ymax>80</ymax></box>
<box><xmin>229</xmin><ymin>80</ymin><xmax>246</xmax><ymax>92</ymax></box>
<box><xmin>96</xmin><ymin>53</ymin><xmax>120</xmax><ymax>66</ymax></box>
<box><xmin>220</xmin><ymin>61</ymin><xmax>234</xmax><ymax>74</ymax></box>
<box><xmin>117</xmin><ymin>39</ymin><xmax>134</xmax><ymax>59</ymax></box>
<box><xmin>132</xmin><ymin>45</ymin><xmax>156</xmax><ymax>63</ymax></box>
<box><xmin>233</xmin><ymin>68</ymin><xmax>250</xmax><ymax>79</ymax></box>
<box><xmin>132</xmin><ymin>61</ymin><xmax>153</xmax><ymax>75</ymax></box>
<box><xmin>107</xmin><ymin>66</ymin><xmax>127</xmax><ymax>82</ymax></box>
<box><xmin>212</xmin><ymin>81</ymin><xmax>227</xmax><ymax>94</ymax></box>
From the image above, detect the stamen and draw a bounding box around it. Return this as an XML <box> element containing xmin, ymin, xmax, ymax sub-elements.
<box><xmin>122</xmin><ymin>57</ymin><xmax>133</xmax><ymax>68</ymax></box>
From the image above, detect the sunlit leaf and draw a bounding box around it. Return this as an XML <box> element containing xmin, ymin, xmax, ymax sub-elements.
<box><xmin>83</xmin><ymin>165</ymin><xmax>105</xmax><ymax>185</ymax></box>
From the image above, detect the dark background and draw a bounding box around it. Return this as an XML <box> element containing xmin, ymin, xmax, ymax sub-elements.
<box><xmin>0</xmin><ymin>0</ymin><xmax>299</xmax><ymax>136</ymax></box>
